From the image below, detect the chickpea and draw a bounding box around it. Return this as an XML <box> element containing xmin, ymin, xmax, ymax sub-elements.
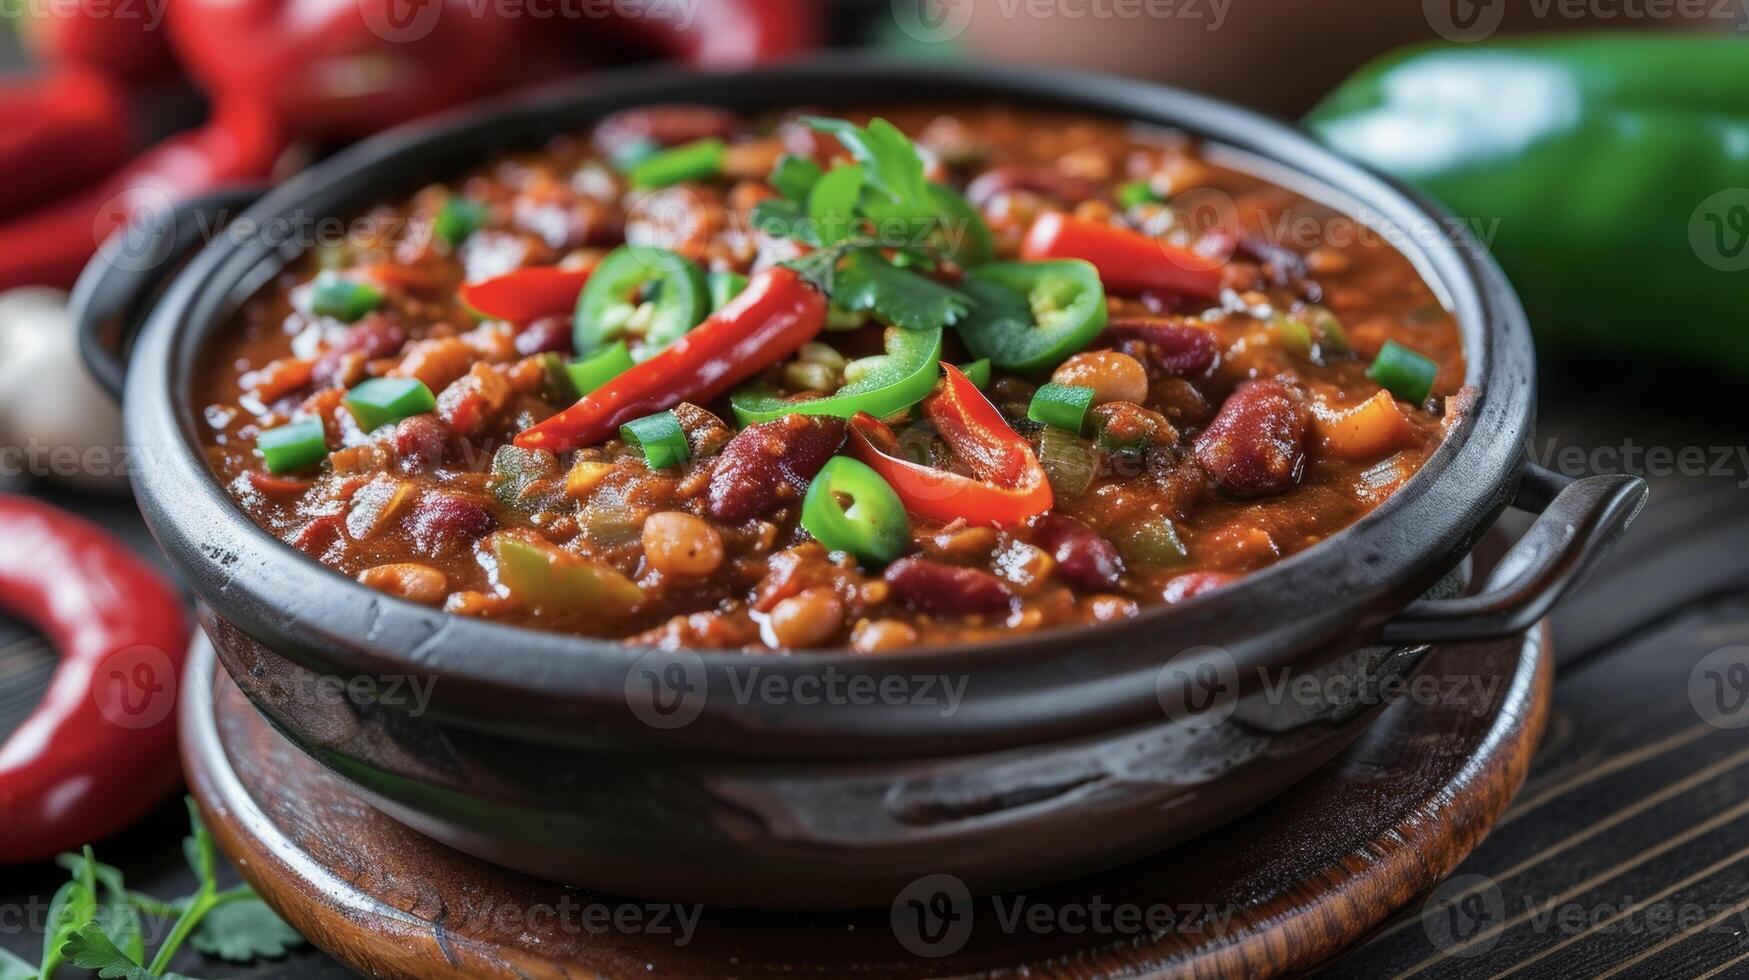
<box><xmin>767</xmin><ymin>587</ymin><xmax>844</xmax><ymax>649</ymax></box>
<box><xmin>1052</xmin><ymin>351</ymin><xmax>1149</xmax><ymax>405</ymax></box>
<box><xmin>358</xmin><ymin>563</ymin><xmax>448</xmax><ymax>606</ymax></box>
<box><xmin>854</xmin><ymin>618</ymin><xmax>920</xmax><ymax>653</ymax></box>
<box><xmin>642</xmin><ymin>512</ymin><xmax>725</xmax><ymax>577</ymax></box>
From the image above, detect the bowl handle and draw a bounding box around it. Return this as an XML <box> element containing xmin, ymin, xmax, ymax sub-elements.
<box><xmin>1379</xmin><ymin>464</ymin><xmax>1648</xmax><ymax>644</ymax></box>
<box><xmin>72</xmin><ymin>185</ymin><xmax>268</xmax><ymax>402</ymax></box>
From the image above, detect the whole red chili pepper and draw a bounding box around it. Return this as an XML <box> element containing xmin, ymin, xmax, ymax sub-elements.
<box><xmin>0</xmin><ymin>496</ymin><xmax>190</xmax><ymax>863</ymax></box>
<box><xmin>0</xmin><ymin>69</ymin><xmax>134</xmax><ymax>221</ymax></box>
<box><xmin>459</xmin><ymin>264</ymin><xmax>596</xmax><ymax>324</ymax></box>
<box><xmin>1022</xmin><ymin>212</ymin><xmax>1224</xmax><ymax>299</ymax></box>
<box><xmin>849</xmin><ymin>364</ymin><xmax>1054</xmax><ymax>526</ymax></box>
<box><xmin>0</xmin><ymin>98</ymin><xmax>283</xmax><ymax>292</ymax></box>
<box><xmin>517</xmin><ymin>266</ymin><xmax>826</xmax><ymax>454</ymax></box>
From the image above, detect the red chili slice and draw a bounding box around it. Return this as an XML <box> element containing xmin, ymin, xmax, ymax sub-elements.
<box><xmin>1021</xmin><ymin>212</ymin><xmax>1223</xmax><ymax>300</ymax></box>
<box><xmin>459</xmin><ymin>264</ymin><xmax>597</xmax><ymax>324</ymax></box>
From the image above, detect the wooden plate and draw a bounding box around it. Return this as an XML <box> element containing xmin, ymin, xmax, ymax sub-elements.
<box><xmin>182</xmin><ymin>626</ymin><xmax>1551</xmax><ymax>978</ymax></box>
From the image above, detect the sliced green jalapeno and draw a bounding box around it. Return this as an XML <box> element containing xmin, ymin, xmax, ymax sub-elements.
<box><xmin>729</xmin><ymin>325</ymin><xmax>943</xmax><ymax>425</ymax></box>
<box><xmin>573</xmin><ymin>245</ymin><xmax>708</xmax><ymax>358</ymax></box>
<box><xmin>801</xmin><ymin>456</ymin><xmax>912</xmax><ymax>566</ymax></box>
<box><xmin>708</xmin><ymin>270</ymin><xmax>749</xmax><ymax>311</ymax></box>
<box><xmin>956</xmin><ymin>259</ymin><xmax>1107</xmax><ymax>374</ymax></box>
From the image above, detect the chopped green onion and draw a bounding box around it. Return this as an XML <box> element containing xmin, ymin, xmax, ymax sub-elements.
<box><xmin>257</xmin><ymin>418</ymin><xmax>328</xmax><ymax>474</ymax></box>
<box><xmin>1028</xmin><ymin>382</ymin><xmax>1095</xmax><ymax>433</ymax></box>
<box><xmin>344</xmin><ymin>377</ymin><xmax>436</xmax><ymax>431</ymax></box>
<box><xmin>1367</xmin><ymin>340</ymin><xmax>1438</xmax><ymax>405</ymax></box>
<box><xmin>959</xmin><ymin>358</ymin><xmax>992</xmax><ymax>389</ymax></box>
<box><xmin>708</xmin><ymin>271</ymin><xmax>749</xmax><ymax>311</ymax></box>
<box><xmin>621</xmin><ymin>411</ymin><xmax>689</xmax><ymax>469</ymax></box>
<box><xmin>627</xmin><ymin>138</ymin><xmax>725</xmax><ymax>188</ymax></box>
<box><xmin>770</xmin><ymin>154</ymin><xmax>824</xmax><ymax>202</ymax></box>
<box><xmin>310</xmin><ymin>272</ymin><xmax>381</xmax><ymax>323</ymax></box>
<box><xmin>801</xmin><ymin>456</ymin><xmax>911</xmax><ymax>566</ymax></box>
<box><xmin>565</xmin><ymin>341</ymin><xmax>634</xmax><ymax>396</ymax></box>
<box><xmin>1117</xmin><ymin>180</ymin><xmax>1164</xmax><ymax>208</ymax></box>
<box><xmin>435</xmin><ymin>196</ymin><xmax>488</xmax><ymax>246</ymax></box>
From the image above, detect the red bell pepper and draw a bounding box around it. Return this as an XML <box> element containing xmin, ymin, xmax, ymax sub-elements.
<box><xmin>459</xmin><ymin>264</ymin><xmax>596</xmax><ymax>324</ymax></box>
<box><xmin>516</xmin><ymin>266</ymin><xmax>826</xmax><ymax>454</ymax></box>
<box><xmin>0</xmin><ymin>496</ymin><xmax>190</xmax><ymax>863</ymax></box>
<box><xmin>1022</xmin><ymin>212</ymin><xmax>1224</xmax><ymax>299</ymax></box>
<box><xmin>848</xmin><ymin>364</ymin><xmax>1054</xmax><ymax>527</ymax></box>
<box><xmin>0</xmin><ymin>69</ymin><xmax>134</xmax><ymax>220</ymax></box>
<box><xmin>0</xmin><ymin>97</ymin><xmax>283</xmax><ymax>292</ymax></box>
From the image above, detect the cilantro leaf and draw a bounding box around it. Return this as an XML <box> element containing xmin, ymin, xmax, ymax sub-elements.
<box><xmin>781</xmin><ymin>247</ymin><xmax>848</xmax><ymax>293</ymax></box>
<box><xmin>750</xmin><ymin>199</ymin><xmax>820</xmax><ymax>247</ymax></box>
<box><xmin>190</xmin><ymin>898</ymin><xmax>303</xmax><ymax>962</ymax></box>
<box><xmin>804</xmin><ymin>117</ymin><xmax>934</xmax><ymax>221</ymax></box>
<box><xmin>769</xmin><ymin>154</ymin><xmax>823</xmax><ymax>202</ymax></box>
<box><xmin>808</xmin><ymin>164</ymin><xmax>863</xmax><ymax>246</ymax></box>
<box><xmin>832</xmin><ymin>249</ymin><xmax>973</xmax><ymax>332</ymax></box>
<box><xmin>181</xmin><ymin>798</ymin><xmax>218</xmax><ymax>890</ymax></box>
<box><xmin>41</xmin><ymin>874</ymin><xmax>96</xmax><ymax>979</ymax></box>
<box><xmin>61</xmin><ymin>924</ymin><xmax>155</xmax><ymax>980</ymax></box>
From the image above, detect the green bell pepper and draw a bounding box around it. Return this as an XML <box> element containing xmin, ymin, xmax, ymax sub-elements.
<box><xmin>730</xmin><ymin>325</ymin><xmax>943</xmax><ymax>425</ymax></box>
<box><xmin>1310</xmin><ymin>35</ymin><xmax>1749</xmax><ymax>371</ymax></box>
<box><xmin>956</xmin><ymin>259</ymin><xmax>1108</xmax><ymax>374</ymax></box>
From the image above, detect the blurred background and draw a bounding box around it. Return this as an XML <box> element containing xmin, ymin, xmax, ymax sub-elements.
<box><xmin>2</xmin><ymin>2</ymin><xmax>1748</xmax><ymax>977</ymax></box>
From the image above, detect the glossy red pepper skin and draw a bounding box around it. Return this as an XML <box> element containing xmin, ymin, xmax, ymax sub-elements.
<box><xmin>459</xmin><ymin>265</ymin><xmax>596</xmax><ymax>324</ymax></box>
<box><xmin>22</xmin><ymin>0</ymin><xmax>176</xmax><ymax>81</ymax></box>
<box><xmin>0</xmin><ymin>98</ymin><xmax>283</xmax><ymax>292</ymax></box>
<box><xmin>0</xmin><ymin>69</ymin><xmax>134</xmax><ymax>220</ymax></box>
<box><xmin>0</xmin><ymin>496</ymin><xmax>190</xmax><ymax>863</ymax></box>
<box><xmin>848</xmin><ymin>365</ymin><xmax>1054</xmax><ymax>527</ymax></box>
<box><xmin>516</xmin><ymin>266</ymin><xmax>826</xmax><ymax>454</ymax></box>
<box><xmin>593</xmin><ymin>0</ymin><xmax>819</xmax><ymax>66</ymax></box>
<box><xmin>1022</xmin><ymin>212</ymin><xmax>1224</xmax><ymax>299</ymax></box>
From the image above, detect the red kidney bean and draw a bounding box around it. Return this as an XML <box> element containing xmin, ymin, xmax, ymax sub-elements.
<box><xmin>1162</xmin><ymin>570</ymin><xmax>1238</xmax><ymax>603</ymax></box>
<box><xmin>513</xmin><ymin>316</ymin><xmax>575</xmax><ymax>357</ymax></box>
<box><xmin>1106</xmin><ymin>318</ymin><xmax>1219</xmax><ymax>377</ymax></box>
<box><xmin>883</xmin><ymin>557</ymin><xmax>1015</xmax><ymax>615</ymax></box>
<box><xmin>965</xmin><ymin>165</ymin><xmax>1101</xmax><ymax>207</ymax></box>
<box><xmin>312</xmin><ymin>315</ymin><xmax>406</xmax><ymax>389</ymax></box>
<box><xmin>1194</xmin><ymin>378</ymin><xmax>1309</xmax><ymax>497</ymax></box>
<box><xmin>594</xmin><ymin>104</ymin><xmax>740</xmax><ymax>159</ymax></box>
<box><xmin>1033</xmin><ymin>513</ymin><xmax>1123</xmax><ymax>590</ymax></box>
<box><xmin>407</xmin><ymin>492</ymin><xmax>496</xmax><ymax>553</ymax></box>
<box><xmin>707</xmin><ymin>415</ymin><xmax>844</xmax><ymax>523</ymax></box>
<box><xmin>392</xmin><ymin>414</ymin><xmax>450</xmax><ymax>474</ymax></box>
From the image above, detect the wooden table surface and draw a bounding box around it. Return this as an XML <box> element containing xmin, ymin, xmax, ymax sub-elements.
<box><xmin>3</xmin><ymin>356</ymin><xmax>1745</xmax><ymax>978</ymax></box>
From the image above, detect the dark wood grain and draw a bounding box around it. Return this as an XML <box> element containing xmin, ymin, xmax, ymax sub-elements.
<box><xmin>179</xmin><ymin>623</ymin><xmax>1549</xmax><ymax>979</ymax></box>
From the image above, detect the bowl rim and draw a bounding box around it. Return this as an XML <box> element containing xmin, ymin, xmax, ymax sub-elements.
<box><xmin>126</xmin><ymin>56</ymin><xmax>1534</xmax><ymax>757</ymax></box>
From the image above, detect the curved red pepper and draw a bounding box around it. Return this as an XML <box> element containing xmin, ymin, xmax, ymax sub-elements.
<box><xmin>459</xmin><ymin>264</ymin><xmax>596</xmax><ymax>324</ymax></box>
<box><xmin>0</xmin><ymin>496</ymin><xmax>190</xmax><ymax>863</ymax></box>
<box><xmin>0</xmin><ymin>97</ymin><xmax>283</xmax><ymax>291</ymax></box>
<box><xmin>0</xmin><ymin>69</ymin><xmax>134</xmax><ymax>221</ymax></box>
<box><xmin>517</xmin><ymin>266</ymin><xmax>826</xmax><ymax>454</ymax></box>
<box><xmin>1022</xmin><ymin>212</ymin><xmax>1224</xmax><ymax>299</ymax></box>
<box><xmin>848</xmin><ymin>364</ymin><xmax>1053</xmax><ymax>527</ymax></box>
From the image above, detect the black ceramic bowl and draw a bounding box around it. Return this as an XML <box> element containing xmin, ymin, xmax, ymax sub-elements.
<box><xmin>78</xmin><ymin>60</ymin><xmax>1644</xmax><ymax>909</ymax></box>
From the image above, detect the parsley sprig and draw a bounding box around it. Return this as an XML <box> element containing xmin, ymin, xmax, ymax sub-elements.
<box><xmin>0</xmin><ymin>799</ymin><xmax>303</xmax><ymax>980</ymax></box>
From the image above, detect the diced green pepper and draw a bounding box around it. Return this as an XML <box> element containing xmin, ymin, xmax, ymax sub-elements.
<box><xmin>1037</xmin><ymin>425</ymin><xmax>1097</xmax><ymax>498</ymax></box>
<box><xmin>1367</xmin><ymin>340</ymin><xmax>1438</xmax><ymax>404</ymax></box>
<box><xmin>310</xmin><ymin>272</ymin><xmax>381</xmax><ymax>323</ymax></box>
<box><xmin>621</xmin><ymin>411</ymin><xmax>689</xmax><ymax>469</ymax></box>
<box><xmin>343</xmin><ymin>377</ymin><xmax>436</xmax><ymax>432</ymax></box>
<box><xmin>491</xmin><ymin>534</ymin><xmax>644</xmax><ymax>614</ymax></box>
<box><xmin>257</xmin><ymin>418</ymin><xmax>328</xmax><ymax>474</ymax></box>
<box><xmin>956</xmin><ymin>259</ymin><xmax>1108</xmax><ymax>374</ymax></box>
<box><xmin>1117</xmin><ymin>180</ymin><xmax>1164</xmax><ymax>208</ymax></box>
<box><xmin>1113</xmin><ymin>514</ymin><xmax>1189</xmax><ymax>567</ymax></box>
<box><xmin>708</xmin><ymin>270</ymin><xmax>749</xmax><ymax>312</ymax></box>
<box><xmin>435</xmin><ymin>196</ymin><xmax>488</xmax><ymax>246</ymax></box>
<box><xmin>627</xmin><ymin>138</ymin><xmax>725</xmax><ymax>188</ymax></box>
<box><xmin>565</xmin><ymin>341</ymin><xmax>634</xmax><ymax>396</ymax></box>
<box><xmin>801</xmin><ymin>456</ymin><xmax>912</xmax><ymax>566</ymax></box>
<box><xmin>489</xmin><ymin>445</ymin><xmax>566</xmax><ymax>514</ymax></box>
<box><xmin>959</xmin><ymin>358</ymin><xmax>992</xmax><ymax>389</ymax></box>
<box><xmin>1028</xmin><ymin>382</ymin><xmax>1095</xmax><ymax>433</ymax></box>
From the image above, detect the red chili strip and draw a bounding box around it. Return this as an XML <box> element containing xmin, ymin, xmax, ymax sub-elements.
<box><xmin>459</xmin><ymin>264</ymin><xmax>596</xmax><ymax>324</ymax></box>
<box><xmin>1021</xmin><ymin>212</ymin><xmax>1223</xmax><ymax>299</ymax></box>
